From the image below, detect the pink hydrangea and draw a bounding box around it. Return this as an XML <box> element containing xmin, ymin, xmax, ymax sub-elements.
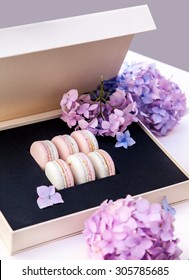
<box><xmin>83</xmin><ymin>195</ymin><xmax>182</xmax><ymax>260</ymax></box>
<box><xmin>60</xmin><ymin>84</ymin><xmax>137</xmax><ymax>136</ymax></box>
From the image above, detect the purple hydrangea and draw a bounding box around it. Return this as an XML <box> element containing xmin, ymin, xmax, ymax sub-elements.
<box><xmin>60</xmin><ymin>80</ymin><xmax>138</xmax><ymax>137</ymax></box>
<box><xmin>83</xmin><ymin>195</ymin><xmax>182</xmax><ymax>260</ymax></box>
<box><xmin>60</xmin><ymin>63</ymin><xmax>186</xmax><ymax>137</ymax></box>
<box><xmin>118</xmin><ymin>62</ymin><xmax>187</xmax><ymax>136</ymax></box>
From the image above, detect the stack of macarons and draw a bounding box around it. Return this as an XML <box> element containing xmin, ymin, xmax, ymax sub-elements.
<box><xmin>30</xmin><ymin>130</ymin><xmax>116</xmax><ymax>190</ymax></box>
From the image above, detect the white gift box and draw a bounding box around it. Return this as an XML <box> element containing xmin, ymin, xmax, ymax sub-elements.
<box><xmin>0</xmin><ymin>5</ymin><xmax>189</xmax><ymax>255</ymax></box>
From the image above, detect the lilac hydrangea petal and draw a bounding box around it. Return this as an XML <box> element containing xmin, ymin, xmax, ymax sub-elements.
<box><xmin>88</xmin><ymin>219</ymin><xmax>98</xmax><ymax>233</ymax></box>
<box><xmin>89</xmin><ymin>118</ymin><xmax>98</xmax><ymax>128</ymax></box>
<box><xmin>101</xmin><ymin>121</ymin><xmax>110</xmax><ymax>130</ymax></box>
<box><xmin>126</xmin><ymin>217</ymin><xmax>138</xmax><ymax>230</ymax></box>
<box><xmin>66</xmin><ymin>100</ymin><xmax>73</xmax><ymax>110</ymax></box>
<box><xmin>150</xmin><ymin>221</ymin><xmax>162</xmax><ymax>235</ymax></box>
<box><xmin>152</xmin><ymin>114</ymin><xmax>162</xmax><ymax>124</ymax></box>
<box><xmin>37</xmin><ymin>197</ymin><xmax>54</xmax><ymax>209</ymax></box>
<box><xmin>150</xmin><ymin>203</ymin><xmax>162</xmax><ymax>213</ymax></box>
<box><xmin>89</xmin><ymin>104</ymin><xmax>98</xmax><ymax>111</ymax></box>
<box><xmin>140</xmin><ymin>238</ymin><xmax>153</xmax><ymax>249</ymax></box>
<box><xmin>77</xmin><ymin>103</ymin><xmax>90</xmax><ymax>115</ymax></box>
<box><xmin>48</xmin><ymin>185</ymin><xmax>56</xmax><ymax>196</ymax></box>
<box><xmin>102</xmin><ymin>230</ymin><xmax>113</xmax><ymax>241</ymax></box>
<box><xmin>69</xmin><ymin>89</ymin><xmax>78</xmax><ymax>101</ymax></box>
<box><xmin>161</xmin><ymin>230</ymin><xmax>172</xmax><ymax>241</ymax></box>
<box><xmin>84</xmin><ymin>110</ymin><xmax>90</xmax><ymax>119</ymax></box>
<box><xmin>78</xmin><ymin>119</ymin><xmax>89</xmax><ymax>129</ymax></box>
<box><xmin>149</xmin><ymin>212</ymin><xmax>161</xmax><ymax>222</ymax></box>
<box><xmin>37</xmin><ymin>186</ymin><xmax>50</xmax><ymax>198</ymax></box>
<box><xmin>117</xmin><ymin>206</ymin><xmax>130</xmax><ymax>222</ymax></box>
<box><xmin>125</xmin><ymin>236</ymin><xmax>138</xmax><ymax>247</ymax></box>
<box><xmin>130</xmin><ymin>246</ymin><xmax>145</xmax><ymax>259</ymax></box>
<box><xmin>50</xmin><ymin>192</ymin><xmax>64</xmax><ymax>205</ymax></box>
<box><xmin>136</xmin><ymin>199</ymin><xmax>150</xmax><ymax>212</ymax></box>
<box><xmin>142</xmin><ymin>96</ymin><xmax>154</xmax><ymax>104</ymax></box>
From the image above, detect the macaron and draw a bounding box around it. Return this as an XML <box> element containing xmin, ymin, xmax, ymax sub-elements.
<box><xmin>71</xmin><ymin>130</ymin><xmax>99</xmax><ymax>154</ymax></box>
<box><xmin>66</xmin><ymin>153</ymin><xmax>95</xmax><ymax>185</ymax></box>
<box><xmin>52</xmin><ymin>134</ymin><xmax>79</xmax><ymax>161</ymax></box>
<box><xmin>30</xmin><ymin>140</ymin><xmax>59</xmax><ymax>170</ymax></box>
<box><xmin>45</xmin><ymin>159</ymin><xmax>74</xmax><ymax>190</ymax></box>
<box><xmin>88</xmin><ymin>149</ymin><xmax>116</xmax><ymax>179</ymax></box>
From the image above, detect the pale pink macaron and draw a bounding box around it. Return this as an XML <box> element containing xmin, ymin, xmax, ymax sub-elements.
<box><xmin>45</xmin><ymin>159</ymin><xmax>74</xmax><ymax>190</ymax></box>
<box><xmin>66</xmin><ymin>152</ymin><xmax>95</xmax><ymax>185</ymax></box>
<box><xmin>30</xmin><ymin>140</ymin><xmax>59</xmax><ymax>170</ymax></box>
<box><xmin>88</xmin><ymin>149</ymin><xmax>116</xmax><ymax>179</ymax></box>
<box><xmin>70</xmin><ymin>130</ymin><xmax>99</xmax><ymax>154</ymax></box>
<box><xmin>52</xmin><ymin>134</ymin><xmax>79</xmax><ymax>161</ymax></box>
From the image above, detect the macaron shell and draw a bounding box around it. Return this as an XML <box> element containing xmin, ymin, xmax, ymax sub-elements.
<box><xmin>30</xmin><ymin>140</ymin><xmax>59</xmax><ymax>170</ymax></box>
<box><xmin>52</xmin><ymin>135</ymin><xmax>79</xmax><ymax>161</ymax></box>
<box><xmin>67</xmin><ymin>153</ymin><xmax>95</xmax><ymax>185</ymax></box>
<box><xmin>45</xmin><ymin>159</ymin><xmax>74</xmax><ymax>190</ymax></box>
<box><xmin>88</xmin><ymin>149</ymin><xmax>116</xmax><ymax>179</ymax></box>
<box><xmin>71</xmin><ymin>130</ymin><xmax>99</xmax><ymax>154</ymax></box>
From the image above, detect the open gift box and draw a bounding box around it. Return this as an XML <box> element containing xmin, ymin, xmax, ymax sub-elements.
<box><xmin>0</xmin><ymin>5</ymin><xmax>189</xmax><ymax>255</ymax></box>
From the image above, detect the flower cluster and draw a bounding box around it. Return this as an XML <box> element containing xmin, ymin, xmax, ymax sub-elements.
<box><xmin>60</xmin><ymin>78</ymin><xmax>138</xmax><ymax>137</ymax></box>
<box><xmin>60</xmin><ymin>62</ymin><xmax>186</xmax><ymax>137</ymax></box>
<box><xmin>83</xmin><ymin>195</ymin><xmax>182</xmax><ymax>260</ymax></box>
<box><xmin>117</xmin><ymin>62</ymin><xmax>187</xmax><ymax>136</ymax></box>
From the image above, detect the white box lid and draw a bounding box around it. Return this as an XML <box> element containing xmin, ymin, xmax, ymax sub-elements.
<box><xmin>0</xmin><ymin>5</ymin><xmax>156</xmax><ymax>128</ymax></box>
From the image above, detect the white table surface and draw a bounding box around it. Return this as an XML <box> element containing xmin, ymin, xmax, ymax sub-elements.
<box><xmin>0</xmin><ymin>51</ymin><xmax>189</xmax><ymax>260</ymax></box>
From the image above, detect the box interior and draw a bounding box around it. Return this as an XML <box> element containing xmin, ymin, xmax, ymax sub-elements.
<box><xmin>0</xmin><ymin>118</ymin><xmax>188</xmax><ymax>231</ymax></box>
<box><xmin>0</xmin><ymin>5</ymin><xmax>156</xmax><ymax>125</ymax></box>
<box><xmin>0</xmin><ymin>35</ymin><xmax>133</xmax><ymax>122</ymax></box>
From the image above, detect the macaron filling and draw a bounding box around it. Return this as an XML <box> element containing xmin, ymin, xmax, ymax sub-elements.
<box><xmin>98</xmin><ymin>150</ymin><xmax>115</xmax><ymax>176</ymax></box>
<box><xmin>60</xmin><ymin>135</ymin><xmax>79</xmax><ymax>154</ymax></box>
<box><xmin>76</xmin><ymin>153</ymin><xmax>94</xmax><ymax>182</ymax></box>
<box><xmin>54</xmin><ymin>160</ymin><xmax>73</xmax><ymax>188</ymax></box>
<box><xmin>42</xmin><ymin>140</ymin><xmax>58</xmax><ymax>161</ymax></box>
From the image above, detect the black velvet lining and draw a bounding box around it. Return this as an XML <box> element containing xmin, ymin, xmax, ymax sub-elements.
<box><xmin>0</xmin><ymin>118</ymin><xmax>188</xmax><ymax>230</ymax></box>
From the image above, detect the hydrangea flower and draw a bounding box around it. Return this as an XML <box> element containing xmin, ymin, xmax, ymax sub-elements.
<box><xmin>60</xmin><ymin>89</ymin><xmax>78</xmax><ymax>111</ymax></box>
<box><xmin>60</xmin><ymin>62</ymin><xmax>186</xmax><ymax>137</ymax></box>
<box><xmin>60</xmin><ymin>79</ymin><xmax>138</xmax><ymax>137</ymax></box>
<box><xmin>83</xmin><ymin>195</ymin><xmax>182</xmax><ymax>260</ymax></box>
<box><xmin>117</xmin><ymin>62</ymin><xmax>187</xmax><ymax>136</ymax></box>
<box><xmin>115</xmin><ymin>130</ymin><xmax>136</xmax><ymax>149</ymax></box>
<box><xmin>37</xmin><ymin>185</ymin><xmax>64</xmax><ymax>209</ymax></box>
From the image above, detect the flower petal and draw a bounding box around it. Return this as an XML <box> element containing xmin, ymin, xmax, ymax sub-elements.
<box><xmin>37</xmin><ymin>197</ymin><xmax>53</xmax><ymax>209</ymax></box>
<box><xmin>50</xmin><ymin>192</ymin><xmax>64</xmax><ymax>205</ymax></box>
<box><xmin>37</xmin><ymin>186</ymin><xmax>50</xmax><ymax>198</ymax></box>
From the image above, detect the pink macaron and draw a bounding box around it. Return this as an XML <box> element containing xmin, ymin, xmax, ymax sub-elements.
<box><xmin>70</xmin><ymin>130</ymin><xmax>99</xmax><ymax>154</ymax></box>
<box><xmin>45</xmin><ymin>159</ymin><xmax>74</xmax><ymax>190</ymax></box>
<box><xmin>30</xmin><ymin>140</ymin><xmax>59</xmax><ymax>170</ymax></box>
<box><xmin>88</xmin><ymin>149</ymin><xmax>116</xmax><ymax>179</ymax></box>
<box><xmin>52</xmin><ymin>134</ymin><xmax>79</xmax><ymax>161</ymax></box>
<box><xmin>66</xmin><ymin>152</ymin><xmax>95</xmax><ymax>185</ymax></box>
